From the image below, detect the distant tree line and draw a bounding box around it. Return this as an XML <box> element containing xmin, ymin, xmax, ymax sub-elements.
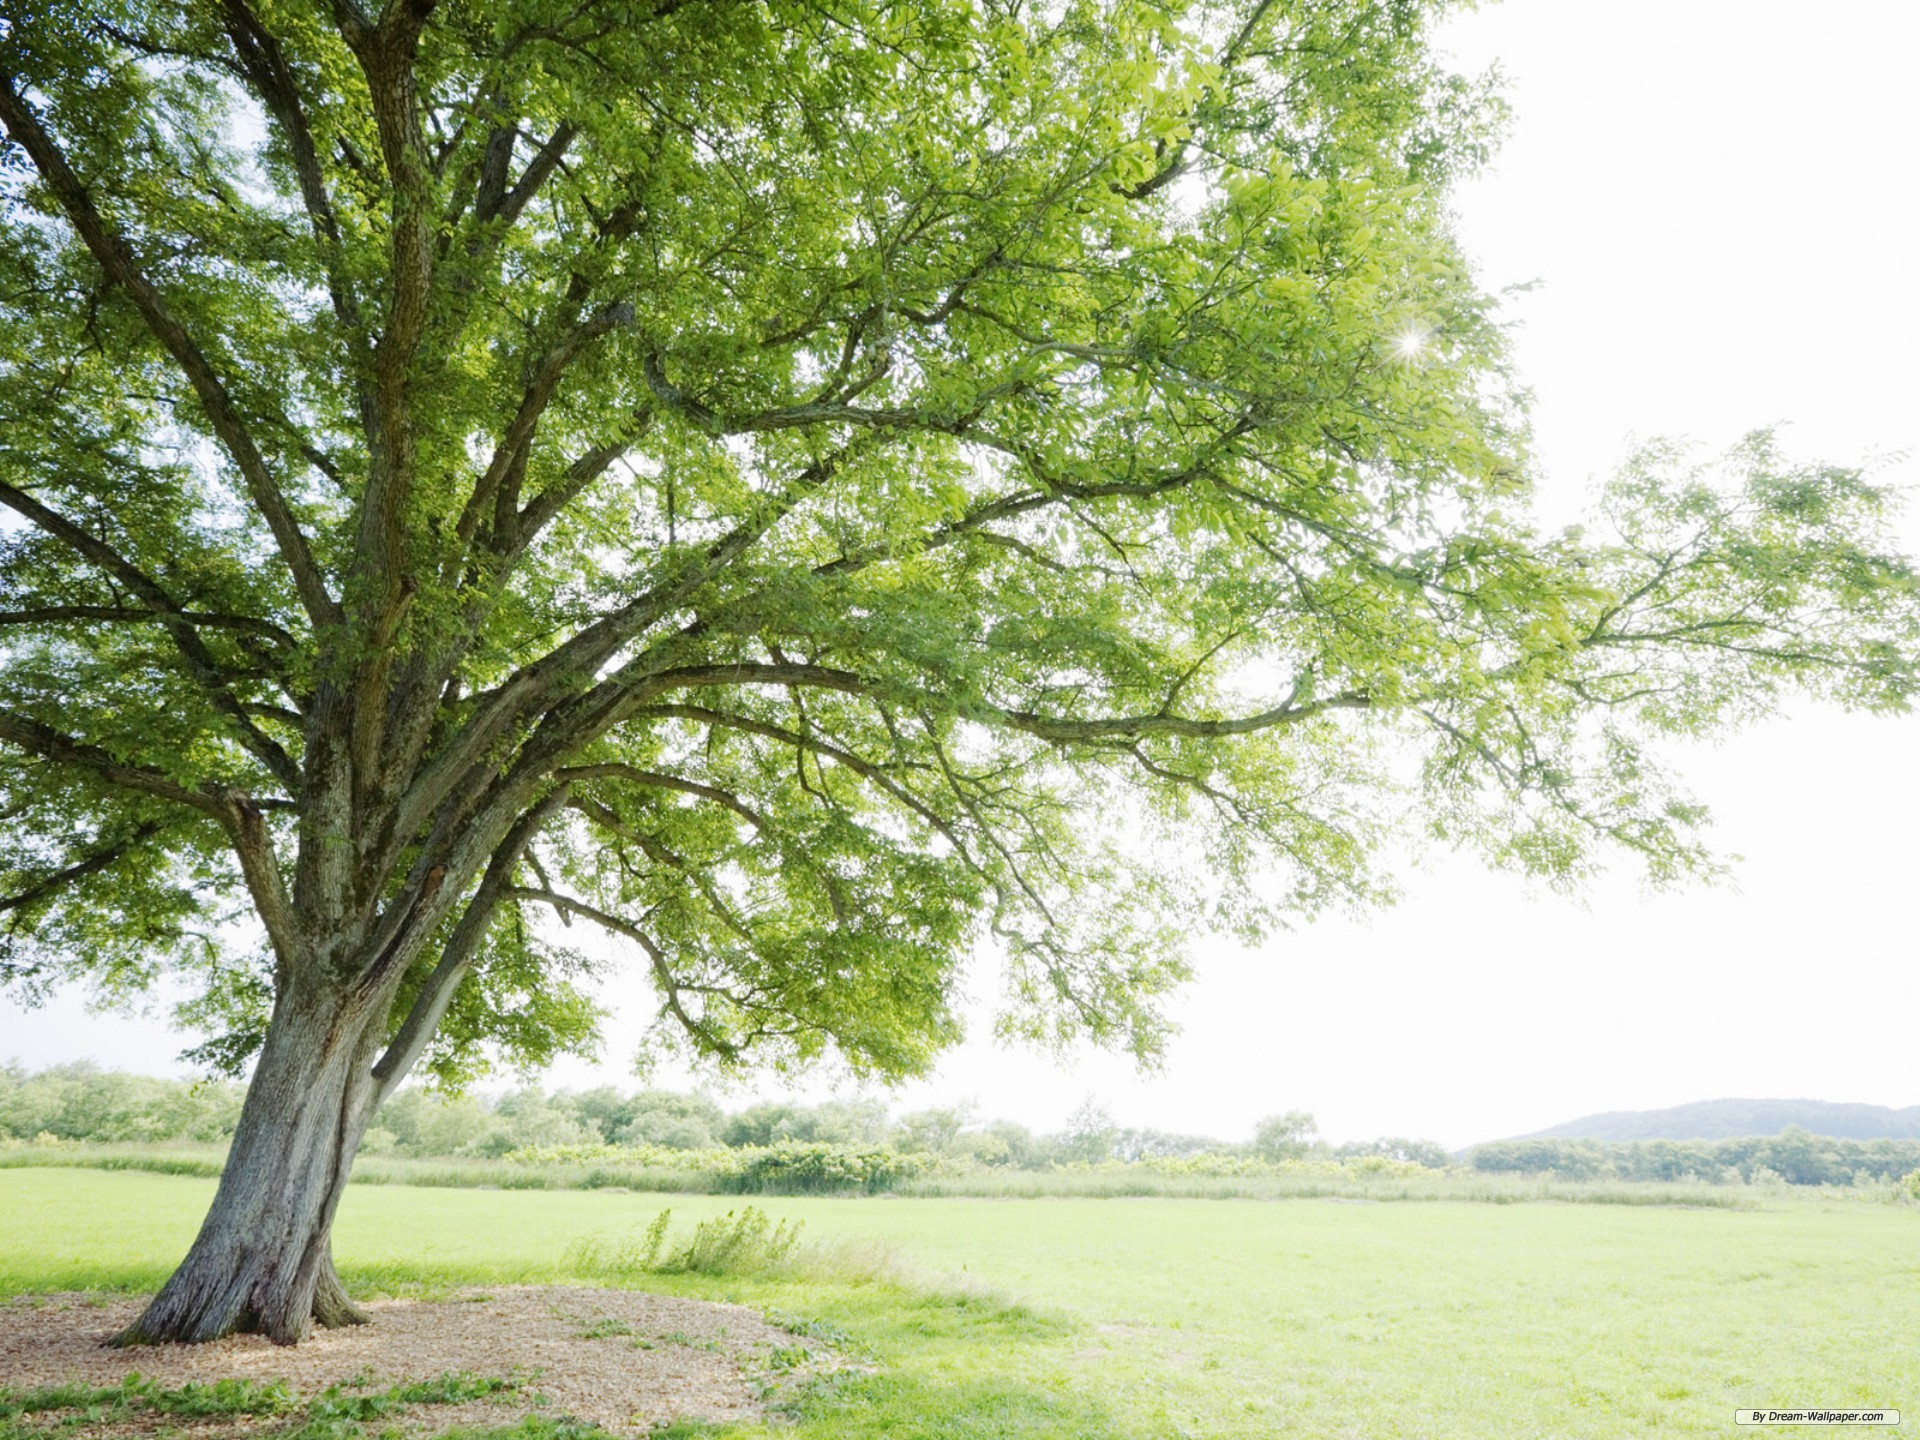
<box><xmin>13</xmin><ymin>1066</ymin><xmax>1920</xmax><ymax>1187</ymax></box>
<box><xmin>2</xmin><ymin>1063</ymin><xmax>1459</xmax><ymax>1172</ymax></box>
<box><xmin>0</xmin><ymin>1061</ymin><xmax>243</xmax><ymax>1143</ymax></box>
<box><xmin>1467</xmin><ymin>1130</ymin><xmax>1920</xmax><ymax>1185</ymax></box>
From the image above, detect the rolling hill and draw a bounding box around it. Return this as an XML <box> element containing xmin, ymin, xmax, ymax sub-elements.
<box><xmin>1503</xmin><ymin>1098</ymin><xmax>1920</xmax><ymax>1143</ymax></box>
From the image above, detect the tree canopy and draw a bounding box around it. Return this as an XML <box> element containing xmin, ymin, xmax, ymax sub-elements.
<box><xmin>2</xmin><ymin>0</ymin><xmax>1914</xmax><ymax>1082</ymax></box>
<box><xmin>0</xmin><ymin>0</ymin><xmax>1916</xmax><ymax>1342</ymax></box>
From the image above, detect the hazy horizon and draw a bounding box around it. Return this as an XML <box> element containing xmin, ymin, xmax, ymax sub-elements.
<box><xmin>7</xmin><ymin>1050</ymin><xmax>1919</xmax><ymax>1154</ymax></box>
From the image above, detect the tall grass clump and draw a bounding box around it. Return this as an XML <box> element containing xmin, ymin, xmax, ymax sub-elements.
<box><xmin>668</xmin><ymin>1207</ymin><xmax>805</xmax><ymax>1275</ymax></box>
<box><xmin>563</xmin><ymin>1208</ymin><xmax>677</xmax><ymax>1278</ymax></box>
<box><xmin>565</xmin><ymin>1206</ymin><xmax>894</xmax><ymax>1285</ymax></box>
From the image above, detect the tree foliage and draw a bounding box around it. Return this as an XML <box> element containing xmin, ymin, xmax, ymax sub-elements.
<box><xmin>0</xmin><ymin>0</ymin><xmax>1914</xmax><ymax>1147</ymax></box>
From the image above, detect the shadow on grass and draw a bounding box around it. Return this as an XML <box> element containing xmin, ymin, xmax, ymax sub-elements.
<box><xmin>770</xmin><ymin>1371</ymin><xmax>1128</xmax><ymax>1440</ymax></box>
<box><xmin>735</xmin><ymin>1285</ymin><xmax>1140</xmax><ymax>1440</ymax></box>
<box><xmin>885</xmin><ymin>1285</ymin><xmax>1072</xmax><ymax>1343</ymax></box>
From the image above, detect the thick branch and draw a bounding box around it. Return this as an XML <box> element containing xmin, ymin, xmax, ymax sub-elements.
<box><xmin>226</xmin><ymin>792</ymin><xmax>300</xmax><ymax>973</ymax></box>
<box><xmin>556</xmin><ymin>762</ymin><xmax>769</xmax><ymax>830</ymax></box>
<box><xmin>503</xmin><ymin>883</ymin><xmax>738</xmax><ymax>1058</ymax></box>
<box><xmin>0</xmin><ymin>605</ymin><xmax>295</xmax><ymax>647</ymax></box>
<box><xmin>395</xmin><ymin>441</ymin><xmax>864</xmax><ymax>841</ymax></box>
<box><xmin>221</xmin><ymin>0</ymin><xmax>367</xmax><ymax>349</ymax></box>
<box><xmin>504</xmin><ymin>884</ymin><xmax>649</xmax><ymax>946</ymax></box>
<box><xmin>341</xmin><ymin>0</ymin><xmax>439</xmax><ymax>678</ymax></box>
<box><xmin>630</xmin><ymin>661</ymin><xmax>1370</xmax><ymax>740</ymax></box>
<box><xmin>493</xmin><ymin>122</ymin><xmax>578</xmax><ymax>231</ymax></box>
<box><xmin>370</xmin><ymin>789</ymin><xmax>565</xmax><ymax>1105</ymax></box>
<box><xmin>455</xmin><ymin>300</ymin><xmax>634</xmax><ymax>554</ymax></box>
<box><xmin>0</xmin><ymin>707</ymin><xmax>300</xmax><ymax>961</ymax></box>
<box><xmin>629</xmin><ymin>703</ymin><xmax>960</xmax><ymax>841</ymax></box>
<box><xmin>0</xmin><ymin>708</ymin><xmax>231</xmax><ymax>817</ymax></box>
<box><xmin>514</xmin><ymin>418</ymin><xmax>649</xmax><ymax>548</ymax></box>
<box><xmin>0</xmin><ymin>821</ymin><xmax>167</xmax><ymax>919</ymax></box>
<box><xmin>0</xmin><ymin>77</ymin><xmax>339</xmax><ymax>628</ymax></box>
<box><xmin>566</xmin><ymin>794</ymin><xmax>753</xmax><ymax>939</ymax></box>
<box><xmin>1002</xmin><ymin>691</ymin><xmax>1373</xmax><ymax>742</ymax></box>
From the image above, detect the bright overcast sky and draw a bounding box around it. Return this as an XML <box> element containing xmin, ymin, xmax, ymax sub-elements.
<box><xmin>4</xmin><ymin>1</ymin><xmax>1917</xmax><ymax>1150</ymax></box>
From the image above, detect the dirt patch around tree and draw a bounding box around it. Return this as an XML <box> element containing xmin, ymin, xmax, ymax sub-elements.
<box><xmin>0</xmin><ymin>1288</ymin><xmax>853</xmax><ymax>1435</ymax></box>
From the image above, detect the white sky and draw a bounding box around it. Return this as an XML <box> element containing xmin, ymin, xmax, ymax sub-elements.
<box><xmin>4</xmin><ymin>0</ymin><xmax>1917</xmax><ymax>1150</ymax></box>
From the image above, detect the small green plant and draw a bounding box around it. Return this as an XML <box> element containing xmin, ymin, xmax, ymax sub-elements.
<box><xmin>575</xmin><ymin>1317</ymin><xmax>634</xmax><ymax>1339</ymax></box>
<box><xmin>765</xmin><ymin>1312</ymin><xmax>860</xmax><ymax>1352</ymax></box>
<box><xmin>659</xmin><ymin>1330</ymin><xmax>722</xmax><ymax>1352</ymax></box>
<box><xmin>149</xmin><ymin>1378</ymin><xmax>298</xmax><ymax>1417</ymax></box>
<box><xmin>0</xmin><ymin>1376</ymin><xmax>299</xmax><ymax>1428</ymax></box>
<box><xmin>305</xmin><ymin>1373</ymin><xmax>518</xmax><ymax>1424</ymax></box>
<box><xmin>0</xmin><ymin>1380</ymin><xmax>146</xmax><ymax>1423</ymax></box>
<box><xmin>765</xmin><ymin>1343</ymin><xmax>815</xmax><ymax>1372</ymax></box>
<box><xmin>640</xmin><ymin>1205</ymin><xmax>673</xmax><ymax>1266</ymax></box>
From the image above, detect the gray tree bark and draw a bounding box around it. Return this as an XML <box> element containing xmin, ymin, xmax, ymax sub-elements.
<box><xmin>113</xmin><ymin>974</ymin><xmax>387</xmax><ymax>1345</ymax></box>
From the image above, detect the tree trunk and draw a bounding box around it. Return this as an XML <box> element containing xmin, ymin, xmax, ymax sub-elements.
<box><xmin>114</xmin><ymin>973</ymin><xmax>386</xmax><ymax>1346</ymax></box>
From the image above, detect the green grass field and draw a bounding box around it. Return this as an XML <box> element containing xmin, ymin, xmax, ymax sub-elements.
<box><xmin>2</xmin><ymin>1170</ymin><xmax>1914</xmax><ymax>1438</ymax></box>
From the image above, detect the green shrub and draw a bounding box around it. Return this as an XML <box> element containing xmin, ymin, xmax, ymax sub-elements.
<box><xmin>504</xmin><ymin>1139</ymin><xmax>927</xmax><ymax>1194</ymax></box>
<box><xmin>727</xmin><ymin>1142</ymin><xmax>928</xmax><ymax>1194</ymax></box>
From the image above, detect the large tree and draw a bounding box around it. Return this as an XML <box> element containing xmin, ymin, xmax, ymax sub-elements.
<box><xmin>0</xmin><ymin>0</ymin><xmax>1913</xmax><ymax>1344</ymax></box>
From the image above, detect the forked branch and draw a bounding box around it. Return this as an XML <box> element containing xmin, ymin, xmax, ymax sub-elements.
<box><xmin>370</xmin><ymin>788</ymin><xmax>566</xmax><ymax>1104</ymax></box>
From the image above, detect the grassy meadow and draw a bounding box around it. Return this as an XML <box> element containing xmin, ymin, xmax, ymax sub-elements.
<box><xmin>2</xmin><ymin>1168</ymin><xmax>1915</xmax><ymax>1438</ymax></box>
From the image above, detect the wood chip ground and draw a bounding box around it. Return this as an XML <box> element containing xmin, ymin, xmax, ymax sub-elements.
<box><xmin>0</xmin><ymin>1288</ymin><xmax>845</xmax><ymax>1435</ymax></box>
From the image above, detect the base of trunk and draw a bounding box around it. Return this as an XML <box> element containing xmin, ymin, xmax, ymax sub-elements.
<box><xmin>114</xmin><ymin>971</ymin><xmax>393</xmax><ymax>1346</ymax></box>
<box><xmin>111</xmin><ymin>1251</ymin><xmax>369</xmax><ymax>1347</ymax></box>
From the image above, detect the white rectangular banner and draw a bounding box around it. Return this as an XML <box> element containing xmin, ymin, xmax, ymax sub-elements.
<box><xmin>1735</xmin><ymin>1411</ymin><xmax>1900</xmax><ymax>1427</ymax></box>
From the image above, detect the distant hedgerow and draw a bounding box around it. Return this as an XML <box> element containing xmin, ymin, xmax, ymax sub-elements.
<box><xmin>505</xmin><ymin>1140</ymin><xmax>928</xmax><ymax>1194</ymax></box>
